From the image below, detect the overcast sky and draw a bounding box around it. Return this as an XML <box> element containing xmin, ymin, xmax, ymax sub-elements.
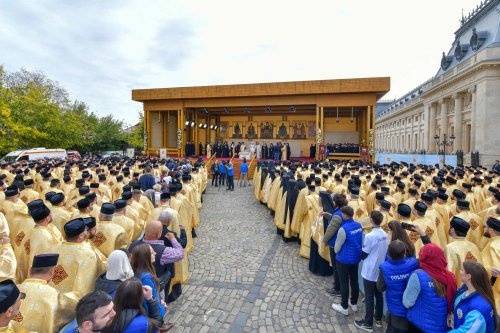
<box><xmin>0</xmin><ymin>0</ymin><xmax>481</xmax><ymax>125</ymax></box>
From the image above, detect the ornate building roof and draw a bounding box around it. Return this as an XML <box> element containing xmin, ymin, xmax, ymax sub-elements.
<box><xmin>376</xmin><ymin>0</ymin><xmax>500</xmax><ymax>118</ymax></box>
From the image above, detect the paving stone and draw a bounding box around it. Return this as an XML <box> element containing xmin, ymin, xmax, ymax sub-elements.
<box><xmin>169</xmin><ymin>185</ymin><xmax>363</xmax><ymax>332</ymax></box>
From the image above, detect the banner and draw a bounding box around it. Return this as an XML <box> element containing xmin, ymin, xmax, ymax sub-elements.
<box><xmin>160</xmin><ymin>148</ymin><xmax>167</xmax><ymax>159</ymax></box>
<box><xmin>360</xmin><ymin>146</ymin><xmax>369</xmax><ymax>162</ymax></box>
<box><xmin>126</xmin><ymin>148</ymin><xmax>135</xmax><ymax>158</ymax></box>
<box><xmin>375</xmin><ymin>153</ymin><xmax>457</xmax><ymax>167</ymax></box>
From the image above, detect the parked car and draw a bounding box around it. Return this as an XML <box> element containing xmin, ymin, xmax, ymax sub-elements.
<box><xmin>1</xmin><ymin>148</ymin><xmax>67</xmax><ymax>162</ymax></box>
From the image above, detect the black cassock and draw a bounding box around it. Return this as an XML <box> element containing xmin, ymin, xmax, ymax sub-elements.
<box><xmin>286</xmin><ymin>145</ymin><xmax>291</xmax><ymax>160</ymax></box>
<box><xmin>308</xmin><ymin>191</ymin><xmax>334</xmax><ymax>276</ymax></box>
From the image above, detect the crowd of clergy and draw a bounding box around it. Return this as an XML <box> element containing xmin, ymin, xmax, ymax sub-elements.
<box><xmin>254</xmin><ymin>160</ymin><xmax>500</xmax><ymax>332</ymax></box>
<box><xmin>0</xmin><ymin>157</ymin><xmax>207</xmax><ymax>333</ymax></box>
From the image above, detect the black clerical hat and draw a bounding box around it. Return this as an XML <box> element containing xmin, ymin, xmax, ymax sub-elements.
<box><xmin>452</xmin><ymin>189</ymin><xmax>465</xmax><ymax>199</ymax></box>
<box><xmin>82</xmin><ymin>217</ymin><xmax>96</xmax><ymax>229</ymax></box>
<box><xmin>380</xmin><ymin>200</ymin><xmax>391</xmax><ymax>210</ymax></box>
<box><xmin>27</xmin><ymin>199</ymin><xmax>44</xmax><ymax>212</ymax></box>
<box><xmin>397</xmin><ymin>203</ymin><xmax>411</xmax><ymax>218</ymax></box>
<box><xmin>450</xmin><ymin>216</ymin><xmax>470</xmax><ymax>234</ymax></box>
<box><xmin>0</xmin><ymin>280</ymin><xmax>24</xmax><ymax>313</ymax></box>
<box><xmin>32</xmin><ymin>253</ymin><xmax>59</xmax><ymax>268</ymax></box>
<box><xmin>101</xmin><ymin>203</ymin><xmax>115</xmax><ymax>215</ymax></box>
<box><xmin>457</xmin><ymin>199</ymin><xmax>470</xmax><ymax>209</ymax></box>
<box><xmin>122</xmin><ymin>191</ymin><xmax>132</xmax><ymax>200</ymax></box>
<box><xmin>114</xmin><ymin>199</ymin><xmax>127</xmax><ymax>210</ymax></box>
<box><xmin>64</xmin><ymin>218</ymin><xmax>86</xmax><ymax>238</ymax></box>
<box><xmin>414</xmin><ymin>201</ymin><xmax>427</xmax><ymax>214</ymax></box>
<box><xmin>77</xmin><ymin>198</ymin><xmax>91</xmax><ymax>210</ymax></box>
<box><xmin>30</xmin><ymin>204</ymin><xmax>50</xmax><ymax>222</ymax></box>
<box><xmin>487</xmin><ymin>217</ymin><xmax>500</xmax><ymax>232</ymax></box>
<box><xmin>49</xmin><ymin>192</ymin><xmax>64</xmax><ymax>206</ymax></box>
<box><xmin>78</xmin><ymin>186</ymin><xmax>90</xmax><ymax>195</ymax></box>
<box><xmin>85</xmin><ymin>192</ymin><xmax>97</xmax><ymax>202</ymax></box>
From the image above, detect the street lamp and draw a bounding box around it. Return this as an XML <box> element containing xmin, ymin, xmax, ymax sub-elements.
<box><xmin>434</xmin><ymin>133</ymin><xmax>455</xmax><ymax>166</ymax></box>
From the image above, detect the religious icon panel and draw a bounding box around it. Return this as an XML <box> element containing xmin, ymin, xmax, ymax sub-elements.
<box><xmin>307</xmin><ymin>121</ymin><xmax>316</xmax><ymax>139</ymax></box>
<box><xmin>232</xmin><ymin>121</ymin><xmax>243</xmax><ymax>139</ymax></box>
<box><xmin>220</xmin><ymin>121</ymin><xmax>229</xmax><ymax>138</ymax></box>
<box><xmin>245</xmin><ymin>121</ymin><xmax>258</xmax><ymax>139</ymax></box>
<box><xmin>260</xmin><ymin>121</ymin><xmax>274</xmax><ymax>139</ymax></box>
<box><xmin>276</xmin><ymin>121</ymin><xmax>289</xmax><ymax>139</ymax></box>
<box><xmin>291</xmin><ymin>121</ymin><xmax>307</xmax><ymax>139</ymax></box>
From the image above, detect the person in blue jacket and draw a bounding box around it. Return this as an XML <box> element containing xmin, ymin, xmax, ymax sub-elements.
<box><xmin>239</xmin><ymin>158</ymin><xmax>249</xmax><ymax>187</ymax></box>
<box><xmin>104</xmin><ymin>278</ymin><xmax>162</xmax><ymax>333</ymax></box>
<box><xmin>226</xmin><ymin>162</ymin><xmax>234</xmax><ymax>191</ymax></box>
<box><xmin>403</xmin><ymin>243</ymin><xmax>457</xmax><ymax>333</ymax></box>
<box><xmin>331</xmin><ymin>206</ymin><xmax>363</xmax><ymax>316</ymax></box>
<box><xmin>130</xmin><ymin>244</ymin><xmax>169</xmax><ymax>327</ymax></box>
<box><xmin>218</xmin><ymin>161</ymin><xmax>226</xmax><ymax>187</ymax></box>
<box><xmin>378</xmin><ymin>239</ymin><xmax>419</xmax><ymax>333</ymax></box>
<box><xmin>449</xmin><ymin>261</ymin><xmax>497</xmax><ymax>333</ymax></box>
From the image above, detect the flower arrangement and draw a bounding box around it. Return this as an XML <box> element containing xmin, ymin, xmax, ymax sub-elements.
<box><xmin>177</xmin><ymin>129</ymin><xmax>182</xmax><ymax>149</ymax></box>
<box><xmin>316</xmin><ymin>128</ymin><xmax>322</xmax><ymax>145</ymax></box>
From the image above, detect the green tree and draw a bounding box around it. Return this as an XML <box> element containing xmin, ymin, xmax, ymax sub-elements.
<box><xmin>129</xmin><ymin>111</ymin><xmax>144</xmax><ymax>148</ymax></box>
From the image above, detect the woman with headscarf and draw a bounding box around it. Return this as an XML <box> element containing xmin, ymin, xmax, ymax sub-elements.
<box><xmin>403</xmin><ymin>243</ymin><xmax>457</xmax><ymax>333</ymax></box>
<box><xmin>95</xmin><ymin>250</ymin><xmax>134</xmax><ymax>296</ymax></box>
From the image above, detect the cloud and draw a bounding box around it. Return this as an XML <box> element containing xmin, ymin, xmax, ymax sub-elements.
<box><xmin>147</xmin><ymin>20</ymin><xmax>194</xmax><ymax>70</ymax></box>
<box><xmin>0</xmin><ymin>0</ymin><xmax>483</xmax><ymax>126</ymax></box>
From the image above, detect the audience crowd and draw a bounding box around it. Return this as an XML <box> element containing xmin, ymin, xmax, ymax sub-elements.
<box><xmin>0</xmin><ymin>156</ymin><xmax>206</xmax><ymax>332</ymax></box>
<box><xmin>254</xmin><ymin>159</ymin><xmax>500</xmax><ymax>332</ymax></box>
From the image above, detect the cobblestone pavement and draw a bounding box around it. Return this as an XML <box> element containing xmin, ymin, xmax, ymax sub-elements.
<box><xmin>168</xmin><ymin>184</ymin><xmax>369</xmax><ymax>333</ymax></box>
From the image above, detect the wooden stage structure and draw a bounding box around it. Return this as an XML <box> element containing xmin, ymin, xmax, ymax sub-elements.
<box><xmin>132</xmin><ymin>77</ymin><xmax>390</xmax><ymax>162</ymax></box>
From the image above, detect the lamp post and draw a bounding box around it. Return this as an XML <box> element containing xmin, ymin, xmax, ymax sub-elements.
<box><xmin>434</xmin><ymin>133</ymin><xmax>455</xmax><ymax>166</ymax></box>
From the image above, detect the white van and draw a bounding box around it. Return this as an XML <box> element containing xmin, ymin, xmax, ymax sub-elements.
<box><xmin>0</xmin><ymin>148</ymin><xmax>68</xmax><ymax>162</ymax></box>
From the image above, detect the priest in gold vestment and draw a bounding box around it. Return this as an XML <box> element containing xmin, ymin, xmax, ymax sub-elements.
<box><xmin>50</xmin><ymin>218</ymin><xmax>100</xmax><ymax>298</ymax></box>
<box><xmin>0</xmin><ymin>279</ymin><xmax>29</xmax><ymax>333</ymax></box>
<box><xmin>17</xmin><ymin>254</ymin><xmax>78</xmax><ymax>333</ymax></box>
<box><xmin>93</xmin><ymin>204</ymin><xmax>128</xmax><ymax>257</ymax></box>
<box><xmin>17</xmin><ymin>203</ymin><xmax>63</xmax><ymax>283</ymax></box>
<box><xmin>481</xmin><ymin>217</ymin><xmax>500</xmax><ymax>312</ymax></box>
<box><xmin>445</xmin><ymin>216</ymin><xmax>481</xmax><ymax>286</ymax></box>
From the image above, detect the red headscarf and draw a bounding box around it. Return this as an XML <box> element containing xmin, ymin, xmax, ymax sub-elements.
<box><xmin>419</xmin><ymin>243</ymin><xmax>457</xmax><ymax>312</ymax></box>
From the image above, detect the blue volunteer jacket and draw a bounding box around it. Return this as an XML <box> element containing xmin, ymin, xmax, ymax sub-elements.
<box><xmin>380</xmin><ymin>257</ymin><xmax>419</xmax><ymax>317</ymax></box>
<box><xmin>336</xmin><ymin>218</ymin><xmax>362</xmax><ymax>264</ymax></box>
<box><xmin>219</xmin><ymin>163</ymin><xmax>226</xmax><ymax>174</ymax></box>
<box><xmin>240</xmin><ymin>162</ymin><xmax>248</xmax><ymax>173</ymax></box>
<box><xmin>453</xmin><ymin>284</ymin><xmax>495</xmax><ymax>333</ymax></box>
<box><xmin>407</xmin><ymin>269</ymin><xmax>449</xmax><ymax>333</ymax></box>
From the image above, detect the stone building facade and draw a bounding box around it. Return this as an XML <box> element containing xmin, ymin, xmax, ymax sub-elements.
<box><xmin>375</xmin><ymin>0</ymin><xmax>500</xmax><ymax>167</ymax></box>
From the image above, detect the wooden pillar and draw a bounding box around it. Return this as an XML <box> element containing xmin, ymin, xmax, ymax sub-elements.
<box><xmin>177</xmin><ymin>109</ymin><xmax>183</xmax><ymax>158</ymax></box>
<box><xmin>365</xmin><ymin>105</ymin><xmax>372</xmax><ymax>146</ymax></box>
<box><xmin>182</xmin><ymin>108</ymin><xmax>186</xmax><ymax>158</ymax></box>
<box><xmin>143</xmin><ymin>110</ymin><xmax>147</xmax><ymax>156</ymax></box>
<box><xmin>145</xmin><ymin>111</ymin><xmax>151</xmax><ymax>157</ymax></box>
<box><xmin>371</xmin><ymin>105</ymin><xmax>376</xmax><ymax>162</ymax></box>
<box><xmin>320</xmin><ymin>106</ymin><xmax>324</xmax><ymax>138</ymax></box>
<box><xmin>162</xmin><ymin>112</ymin><xmax>167</xmax><ymax>148</ymax></box>
<box><xmin>315</xmin><ymin>105</ymin><xmax>319</xmax><ymax>159</ymax></box>
<box><xmin>193</xmin><ymin>110</ymin><xmax>198</xmax><ymax>155</ymax></box>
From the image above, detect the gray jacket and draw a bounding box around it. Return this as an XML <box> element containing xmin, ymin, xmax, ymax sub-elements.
<box><xmin>322</xmin><ymin>214</ymin><xmax>342</xmax><ymax>246</ymax></box>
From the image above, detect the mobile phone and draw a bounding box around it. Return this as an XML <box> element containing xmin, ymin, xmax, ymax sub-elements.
<box><xmin>401</xmin><ymin>222</ymin><xmax>415</xmax><ymax>231</ymax></box>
